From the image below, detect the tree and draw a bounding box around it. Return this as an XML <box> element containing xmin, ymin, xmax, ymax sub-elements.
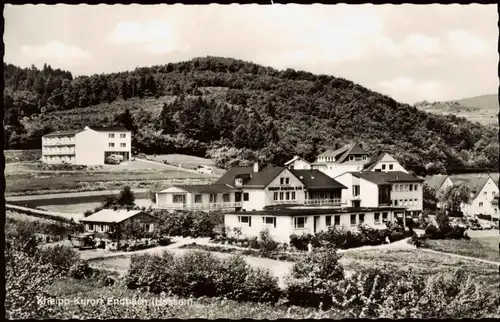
<box><xmin>438</xmin><ymin>184</ymin><xmax>471</xmax><ymax>216</ymax></box>
<box><xmin>117</xmin><ymin>186</ymin><xmax>136</xmax><ymax>207</ymax></box>
<box><xmin>423</xmin><ymin>184</ymin><xmax>438</xmax><ymax>211</ymax></box>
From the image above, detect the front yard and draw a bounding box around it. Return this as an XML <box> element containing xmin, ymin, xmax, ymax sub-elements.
<box><xmin>422</xmin><ymin>237</ymin><xmax>500</xmax><ymax>262</ymax></box>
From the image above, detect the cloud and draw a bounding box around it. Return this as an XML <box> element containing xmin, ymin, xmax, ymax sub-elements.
<box><xmin>378</xmin><ymin>77</ymin><xmax>446</xmax><ymax>103</ymax></box>
<box><xmin>373</xmin><ymin>33</ymin><xmax>442</xmax><ymax>58</ymax></box>
<box><xmin>447</xmin><ymin>30</ymin><xmax>487</xmax><ymax>55</ymax></box>
<box><xmin>20</xmin><ymin>41</ymin><xmax>91</xmax><ymax>66</ymax></box>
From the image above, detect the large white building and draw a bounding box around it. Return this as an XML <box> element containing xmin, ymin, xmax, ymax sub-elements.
<box><xmin>335</xmin><ymin>171</ymin><xmax>424</xmax><ymax>218</ymax></box>
<box><xmin>457</xmin><ymin>176</ymin><xmax>499</xmax><ymax>218</ymax></box>
<box><xmin>42</xmin><ymin>126</ymin><xmax>132</xmax><ymax>166</ymax></box>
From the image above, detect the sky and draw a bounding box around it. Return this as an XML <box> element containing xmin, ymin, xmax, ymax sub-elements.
<box><xmin>4</xmin><ymin>4</ymin><xmax>498</xmax><ymax>104</ymax></box>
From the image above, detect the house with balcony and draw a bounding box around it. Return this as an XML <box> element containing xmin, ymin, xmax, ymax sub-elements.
<box><xmin>334</xmin><ymin>171</ymin><xmax>424</xmax><ymax>218</ymax></box>
<box><xmin>491</xmin><ymin>196</ymin><xmax>499</xmax><ymax>221</ymax></box>
<box><xmin>41</xmin><ymin>126</ymin><xmax>132</xmax><ymax>166</ymax></box>
<box><xmin>224</xmin><ymin>206</ymin><xmax>403</xmax><ymax>243</ymax></box>
<box><xmin>155</xmin><ymin>163</ymin><xmax>347</xmax><ymax>211</ymax></box>
<box><xmin>311</xmin><ymin>142</ymin><xmax>372</xmax><ymax>179</ymax></box>
<box><xmin>456</xmin><ymin>176</ymin><xmax>499</xmax><ymax>218</ymax></box>
<box><xmin>155</xmin><ymin>184</ymin><xmax>241</xmax><ymax>211</ymax></box>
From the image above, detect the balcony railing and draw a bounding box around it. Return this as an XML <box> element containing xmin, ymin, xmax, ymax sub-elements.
<box><xmin>43</xmin><ymin>141</ymin><xmax>75</xmax><ymax>146</ymax></box>
<box><xmin>156</xmin><ymin>202</ymin><xmax>242</xmax><ymax>210</ymax></box>
<box><xmin>43</xmin><ymin>150</ymin><xmax>75</xmax><ymax>155</ymax></box>
<box><xmin>304</xmin><ymin>198</ymin><xmax>346</xmax><ymax>206</ymax></box>
<box><xmin>273</xmin><ymin>200</ymin><xmax>300</xmax><ymax>205</ymax></box>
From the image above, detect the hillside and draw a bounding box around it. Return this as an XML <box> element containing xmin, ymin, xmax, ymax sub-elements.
<box><xmin>415</xmin><ymin>94</ymin><xmax>498</xmax><ymax>126</ymax></box>
<box><xmin>3</xmin><ymin>57</ymin><xmax>499</xmax><ymax>175</ymax></box>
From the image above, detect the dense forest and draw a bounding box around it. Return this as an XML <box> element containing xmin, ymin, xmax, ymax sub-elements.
<box><xmin>3</xmin><ymin>57</ymin><xmax>499</xmax><ymax>175</ymax></box>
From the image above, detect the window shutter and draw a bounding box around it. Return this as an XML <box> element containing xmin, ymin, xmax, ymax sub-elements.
<box><xmin>249</xmin><ymin>216</ymin><xmax>252</xmax><ymax>227</ymax></box>
<box><xmin>238</xmin><ymin>216</ymin><xmax>240</xmax><ymax>223</ymax></box>
<box><xmin>274</xmin><ymin>217</ymin><xmax>276</xmax><ymax>228</ymax></box>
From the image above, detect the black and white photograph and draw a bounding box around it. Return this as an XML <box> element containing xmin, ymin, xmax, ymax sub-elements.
<box><xmin>3</xmin><ymin>3</ymin><xmax>499</xmax><ymax>319</ymax></box>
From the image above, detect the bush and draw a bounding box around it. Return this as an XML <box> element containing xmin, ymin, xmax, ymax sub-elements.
<box><xmin>68</xmin><ymin>261</ymin><xmax>94</xmax><ymax>280</ymax></box>
<box><xmin>148</xmin><ymin>209</ymin><xmax>218</xmax><ymax>238</ymax></box>
<box><xmin>36</xmin><ymin>244</ymin><xmax>80</xmax><ymax>277</ymax></box>
<box><xmin>158</xmin><ymin>237</ymin><xmax>172</xmax><ymax>246</ymax></box>
<box><xmin>357</xmin><ymin>225</ymin><xmax>388</xmax><ymax>246</ymax></box>
<box><xmin>238</xmin><ymin>267</ymin><xmax>282</xmax><ymax>303</ymax></box>
<box><xmin>259</xmin><ymin>229</ymin><xmax>278</xmax><ymax>255</ymax></box>
<box><xmin>289</xmin><ymin>233</ymin><xmax>320</xmax><ymax>251</ymax></box>
<box><xmin>127</xmin><ymin>252</ymin><xmax>174</xmax><ymax>293</ymax></box>
<box><xmin>316</xmin><ymin>227</ymin><xmax>363</xmax><ymax>249</ymax></box>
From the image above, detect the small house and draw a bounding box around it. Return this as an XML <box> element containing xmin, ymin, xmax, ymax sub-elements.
<box><xmin>80</xmin><ymin>209</ymin><xmax>160</xmax><ymax>234</ymax></box>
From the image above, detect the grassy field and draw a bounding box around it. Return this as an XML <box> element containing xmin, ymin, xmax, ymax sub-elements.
<box><xmin>146</xmin><ymin>154</ymin><xmax>226</xmax><ymax>175</ymax></box>
<box><xmin>341</xmin><ymin>249</ymin><xmax>499</xmax><ymax>292</ymax></box>
<box><xmin>39</xmin><ymin>199</ymin><xmax>153</xmax><ymax>214</ymax></box>
<box><xmin>4</xmin><ymin>149</ymin><xmax>42</xmax><ymax>163</ymax></box>
<box><xmin>6</xmin><ymin>210</ymin><xmax>68</xmax><ymax>224</ymax></box>
<box><xmin>449</xmin><ymin>172</ymin><xmax>500</xmax><ymax>184</ymax></box>
<box><xmin>422</xmin><ymin>237</ymin><xmax>500</xmax><ymax>262</ymax></box>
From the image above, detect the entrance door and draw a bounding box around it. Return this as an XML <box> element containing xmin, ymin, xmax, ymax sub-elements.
<box><xmin>314</xmin><ymin>216</ymin><xmax>320</xmax><ymax>233</ymax></box>
<box><xmin>235</xmin><ymin>192</ymin><xmax>242</xmax><ymax>202</ymax></box>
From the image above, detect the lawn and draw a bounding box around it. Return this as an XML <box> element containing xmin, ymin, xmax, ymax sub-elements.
<box><xmin>449</xmin><ymin>172</ymin><xmax>499</xmax><ymax>185</ymax></box>
<box><xmin>4</xmin><ymin>149</ymin><xmax>42</xmax><ymax>163</ymax></box>
<box><xmin>41</xmin><ymin>198</ymin><xmax>153</xmax><ymax>214</ymax></box>
<box><xmin>5</xmin><ymin>171</ymin><xmax>215</xmax><ymax>196</ymax></box>
<box><xmin>6</xmin><ymin>210</ymin><xmax>66</xmax><ymax>224</ymax></box>
<box><xmin>340</xmin><ymin>249</ymin><xmax>500</xmax><ymax>292</ymax></box>
<box><xmin>422</xmin><ymin>237</ymin><xmax>500</xmax><ymax>262</ymax></box>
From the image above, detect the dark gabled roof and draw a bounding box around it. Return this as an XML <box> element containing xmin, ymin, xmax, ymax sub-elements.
<box><xmin>43</xmin><ymin>129</ymin><xmax>83</xmax><ymax>137</ymax></box>
<box><xmin>228</xmin><ymin>206</ymin><xmax>406</xmax><ymax>217</ymax></box>
<box><xmin>336</xmin><ymin>142</ymin><xmax>370</xmax><ymax>163</ymax></box>
<box><xmin>214</xmin><ymin>166</ymin><xmax>286</xmax><ymax>188</ymax></box>
<box><xmin>351</xmin><ymin>171</ymin><xmax>424</xmax><ymax>185</ymax></box>
<box><xmin>363</xmin><ymin>151</ymin><xmax>389</xmax><ymax>171</ymax></box>
<box><xmin>173</xmin><ymin>184</ymin><xmax>239</xmax><ymax>194</ymax></box>
<box><xmin>284</xmin><ymin>156</ymin><xmax>311</xmax><ymax>166</ymax></box>
<box><xmin>424</xmin><ymin>175</ymin><xmax>449</xmax><ymax>190</ymax></box>
<box><xmin>452</xmin><ymin>176</ymin><xmax>497</xmax><ymax>200</ymax></box>
<box><xmin>289</xmin><ymin>169</ymin><xmax>346</xmax><ymax>189</ymax></box>
<box><xmin>90</xmin><ymin>126</ymin><xmax>130</xmax><ymax>132</ymax></box>
<box><xmin>317</xmin><ymin>145</ymin><xmax>349</xmax><ymax>158</ymax></box>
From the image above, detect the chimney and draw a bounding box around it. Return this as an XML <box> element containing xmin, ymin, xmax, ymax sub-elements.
<box><xmin>253</xmin><ymin>161</ymin><xmax>259</xmax><ymax>173</ymax></box>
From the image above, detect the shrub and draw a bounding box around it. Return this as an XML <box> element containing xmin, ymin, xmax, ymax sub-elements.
<box><xmin>259</xmin><ymin>229</ymin><xmax>278</xmax><ymax>255</ymax></box>
<box><xmin>68</xmin><ymin>261</ymin><xmax>94</xmax><ymax>280</ymax></box>
<box><xmin>317</xmin><ymin>226</ymin><xmax>363</xmax><ymax>249</ymax></box>
<box><xmin>158</xmin><ymin>237</ymin><xmax>172</xmax><ymax>246</ymax></box>
<box><xmin>126</xmin><ymin>252</ymin><xmax>174</xmax><ymax>293</ymax></box>
<box><xmin>248</xmin><ymin>236</ymin><xmax>260</xmax><ymax>249</ymax></box>
<box><xmin>36</xmin><ymin>245</ymin><xmax>80</xmax><ymax>277</ymax></box>
<box><xmin>240</xmin><ymin>267</ymin><xmax>281</xmax><ymax>303</ymax></box>
<box><xmin>357</xmin><ymin>225</ymin><xmax>387</xmax><ymax>246</ymax></box>
<box><xmin>289</xmin><ymin>233</ymin><xmax>320</xmax><ymax>251</ymax></box>
<box><xmin>216</xmin><ymin>254</ymin><xmax>249</xmax><ymax>298</ymax></box>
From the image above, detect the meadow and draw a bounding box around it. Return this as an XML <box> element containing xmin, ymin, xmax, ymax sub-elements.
<box><xmin>422</xmin><ymin>237</ymin><xmax>500</xmax><ymax>262</ymax></box>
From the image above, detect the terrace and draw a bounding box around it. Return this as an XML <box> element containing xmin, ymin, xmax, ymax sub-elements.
<box><xmin>155</xmin><ymin>202</ymin><xmax>243</xmax><ymax>211</ymax></box>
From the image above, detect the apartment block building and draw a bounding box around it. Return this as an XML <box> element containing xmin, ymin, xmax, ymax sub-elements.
<box><xmin>41</xmin><ymin>126</ymin><xmax>131</xmax><ymax>166</ymax></box>
<box><xmin>311</xmin><ymin>142</ymin><xmax>372</xmax><ymax>178</ymax></box>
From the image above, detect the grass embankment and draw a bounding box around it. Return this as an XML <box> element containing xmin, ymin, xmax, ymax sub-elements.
<box><xmin>422</xmin><ymin>238</ymin><xmax>500</xmax><ymax>262</ymax></box>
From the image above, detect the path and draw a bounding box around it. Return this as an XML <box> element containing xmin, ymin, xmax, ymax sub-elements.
<box><xmin>136</xmin><ymin>158</ymin><xmax>217</xmax><ymax>177</ymax></box>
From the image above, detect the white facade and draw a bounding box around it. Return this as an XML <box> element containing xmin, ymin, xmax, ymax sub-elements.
<box><xmin>42</xmin><ymin>126</ymin><xmax>132</xmax><ymax>166</ymax></box>
<box><xmin>285</xmin><ymin>156</ymin><xmax>312</xmax><ymax>170</ymax></box>
<box><xmin>225</xmin><ymin>210</ymin><xmax>397</xmax><ymax>243</ymax></box>
<box><xmin>315</xmin><ymin>164</ymin><xmax>367</xmax><ymax>179</ymax></box>
<box><xmin>367</xmin><ymin>153</ymin><xmax>408</xmax><ymax>173</ymax></box>
<box><xmin>75</xmin><ymin>128</ymin><xmax>108</xmax><ymax>165</ymax></box>
<box><xmin>335</xmin><ymin>172</ymin><xmax>423</xmax><ymax>215</ymax></box>
<box><xmin>156</xmin><ymin>186</ymin><xmax>240</xmax><ymax>210</ymax></box>
<box><xmin>436</xmin><ymin>176</ymin><xmax>454</xmax><ymax>209</ymax></box>
<box><xmin>461</xmin><ymin>177</ymin><xmax>499</xmax><ymax>217</ymax></box>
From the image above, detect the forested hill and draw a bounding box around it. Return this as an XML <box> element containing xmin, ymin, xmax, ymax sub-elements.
<box><xmin>3</xmin><ymin>57</ymin><xmax>498</xmax><ymax>175</ymax></box>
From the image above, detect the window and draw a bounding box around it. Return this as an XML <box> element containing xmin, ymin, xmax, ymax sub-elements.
<box><xmin>88</xmin><ymin>224</ymin><xmax>94</xmax><ymax>231</ymax></box>
<box><xmin>279</xmin><ymin>192</ymin><xmax>284</xmax><ymax>200</ymax></box>
<box><xmin>291</xmin><ymin>191</ymin><xmax>296</xmax><ymax>200</ymax></box>
<box><xmin>194</xmin><ymin>195</ymin><xmax>202</xmax><ymax>203</ymax></box>
<box><xmin>389</xmin><ymin>164</ymin><xmax>393</xmax><ymax>170</ymax></box>
<box><xmin>394</xmin><ymin>200</ymin><xmax>398</xmax><ymax>206</ymax></box>
<box><xmin>100</xmin><ymin>225</ymin><xmax>105</xmax><ymax>232</ymax></box>
<box><xmin>280</xmin><ymin>178</ymin><xmax>284</xmax><ymax>185</ymax></box>
<box><xmin>120</xmin><ymin>143</ymin><xmax>126</xmax><ymax>148</ymax></box>
<box><xmin>235</xmin><ymin>178</ymin><xmax>243</xmax><ymax>186</ymax></box>
<box><xmin>173</xmin><ymin>194</ymin><xmax>185</xmax><ymax>204</ymax></box>
<box><xmin>145</xmin><ymin>224</ymin><xmax>151</xmax><ymax>232</ymax></box>
<box><xmin>273</xmin><ymin>192</ymin><xmax>278</xmax><ymax>201</ymax></box>
<box><xmin>108</xmin><ymin>133</ymin><xmax>115</xmax><ymax>138</ymax></box>
<box><xmin>414</xmin><ymin>184</ymin><xmax>418</xmax><ymax>191</ymax></box>
<box><xmin>484</xmin><ymin>192</ymin><xmax>487</xmax><ymax>196</ymax></box>
<box><xmin>120</xmin><ymin>133</ymin><xmax>126</xmax><ymax>138</ymax></box>
<box><xmin>109</xmin><ymin>143</ymin><xmax>115</xmax><ymax>147</ymax></box>
<box><xmin>326</xmin><ymin>216</ymin><xmax>332</xmax><ymax>226</ymax></box>
<box><xmin>350</xmin><ymin>156</ymin><xmax>354</xmax><ymax>161</ymax></box>
<box><xmin>286</xmin><ymin>192</ymin><xmax>290</xmax><ymax>200</ymax></box>
<box><xmin>350</xmin><ymin>214</ymin><xmax>357</xmax><ymax>226</ymax></box>
<box><xmin>382</xmin><ymin>164</ymin><xmax>386</xmax><ymax>170</ymax></box>
<box><xmin>409</xmin><ymin>185</ymin><xmax>413</xmax><ymax>191</ymax></box>
<box><xmin>334</xmin><ymin>215</ymin><xmax>340</xmax><ymax>226</ymax></box>
<box><xmin>262</xmin><ymin>216</ymin><xmax>276</xmax><ymax>228</ymax></box>
<box><xmin>238</xmin><ymin>216</ymin><xmax>251</xmax><ymax>227</ymax></box>
<box><xmin>479</xmin><ymin>202</ymin><xmax>483</xmax><ymax>207</ymax></box>
<box><xmin>223</xmin><ymin>194</ymin><xmax>230</xmax><ymax>203</ymax></box>
<box><xmin>374</xmin><ymin>213</ymin><xmax>381</xmax><ymax>224</ymax></box>
<box><xmin>210</xmin><ymin>194</ymin><xmax>217</xmax><ymax>203</ymax></box>
<box><xmin>382</xmin><ymin>212</ymin><xmax>388</xmax><ymax>221</ymax></box>
<box><xmin>394</xmin><ymin>185</ymin><xmax>399</xmax><ymax>192</ymax></box>
<box><xmin>358</xmin><ymin>213</ymin><xmax>365</xmax><ymax>224</ymax></box>
<box><xmin>243</xmin><ymin>193</ymin><xmax>249</xmax><ymax>201</ymax></box>
<box><xmin>363</xmin><ymin>155</ymin><xmax>367</xmax><ymax>160</ymax></box>
<box><xmin>285</xmin><ymin>178</ymin><xmax>290</xmax><ymax>185</ymax></box>
<box><xmin>353</xmin><ymin>185</ymin><xmax>360</xmax><ymax>197</ymax></box>
<box><xmin>294</xmin><ymin>217</ymin><xmax>307</xmax><ymax>229</ymax></box>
